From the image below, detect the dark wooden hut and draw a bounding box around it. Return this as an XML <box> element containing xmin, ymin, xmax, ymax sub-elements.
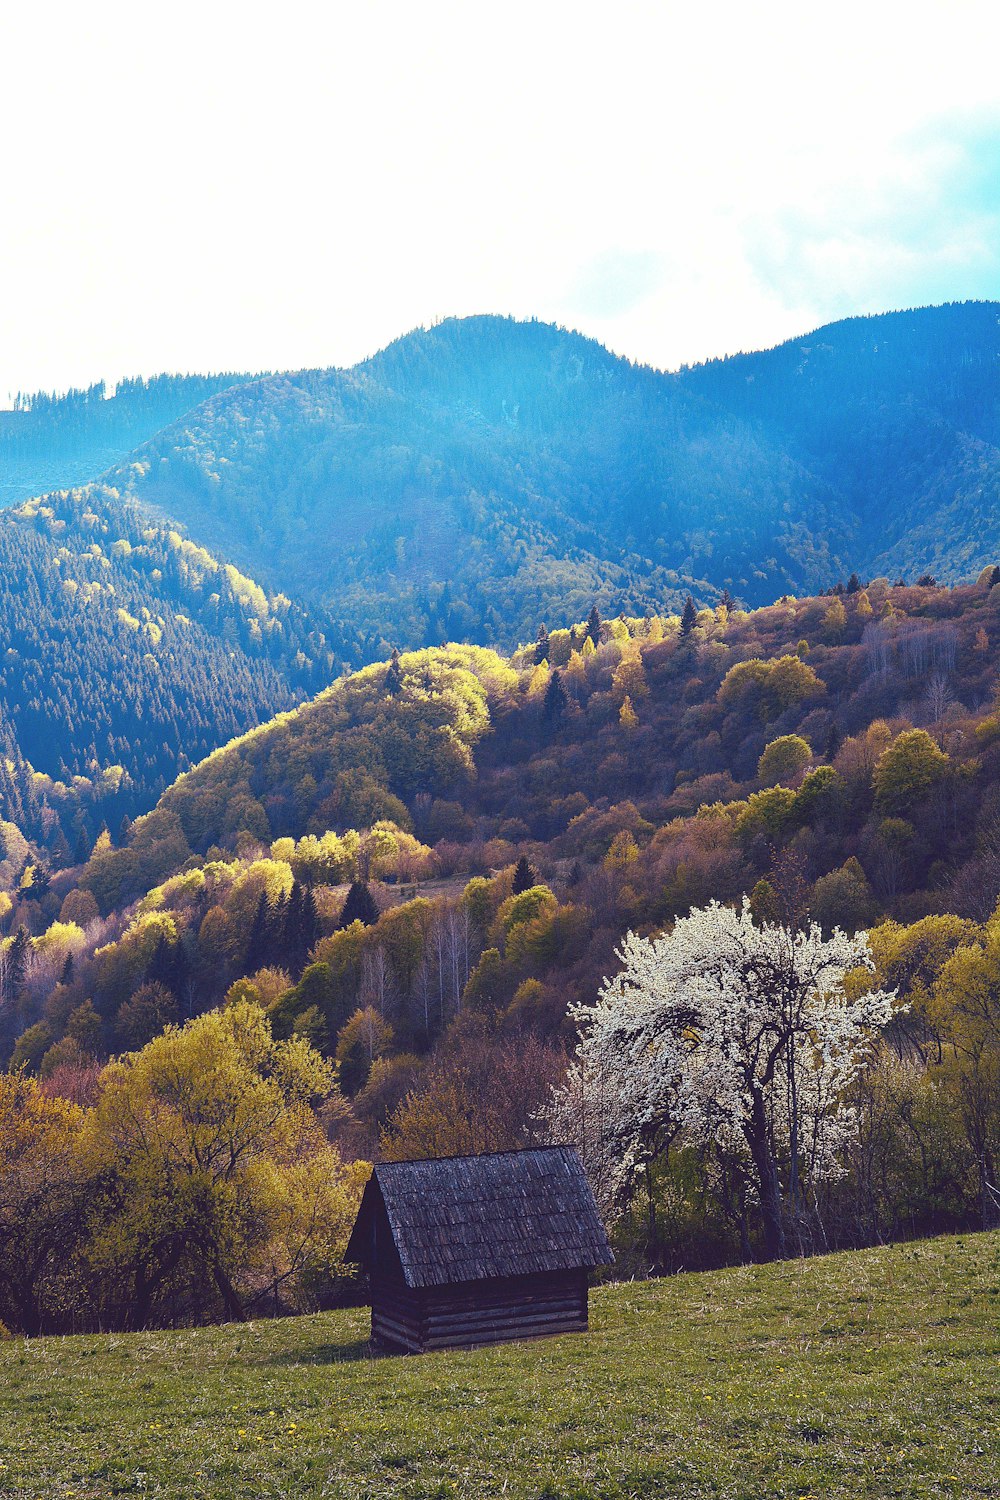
<box><xmin>345</xmin><ymin>1146</ymin><xmax>613</xmax><ymax>1353</ymax></box>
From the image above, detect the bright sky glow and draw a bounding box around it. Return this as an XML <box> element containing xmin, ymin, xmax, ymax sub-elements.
<box><xmin>1</xmin><ymin>0</ymin><xmax>999</xmax><ymax>398</ymax></box>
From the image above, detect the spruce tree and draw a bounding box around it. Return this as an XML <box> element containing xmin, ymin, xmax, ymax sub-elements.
<box><xmin>384</xmin><ymin>648</ymin><xmax>403</xmax><ymax>696</ymax></box>
<box><xmin>3</xmin><ymin>926</ymin><xmax>29</xmax><ymax>1003</ymax></box>
<box><xmin>147</xmin><ymin>933</ymin><xmax>184</xmax><ymax>995</ymax></box>
<box><xmin>543</xmin><ymin>669</ymin><xmax>567</xmax><ymax>723</ymax></box>
<box><xmin>283</xmin><ymin>881</ymin><xmax>305</xmax><ymax>969</ymax></box>
<box><xmin>680</xmin><ymin>595</ymin><xmax>697</xmax><ymax>636</ymax></box>
<box><xmin>339</xmin><ymin>880</ymin><xmax>379</xmax><ymax>929</ymax></box>
<box><xmin>534</xmin><ymin>624</ymin><xmax>549</xmax><ymax>665</ymax></box>
<box><xmin>301</xmin><ymin>885</ymin><xmax>320</xmax><ymax>961</ymax></box>
<box><xmin>586</xmin><ymin>605</ymin><xmax>602</xmax><ymax>645</ymax></box>
<box><xmin>512</xmin><ymin>855</ymin><xmax>536</xmax><ymax>894</ymax></box>
<box><xmin>243</xmin><ymin>891</ymin><xmax>271</xmax><ymax>976</ymax></box>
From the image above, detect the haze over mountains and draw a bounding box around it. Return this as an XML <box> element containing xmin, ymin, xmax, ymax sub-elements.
<box><xmin>0</xmin><ymin>299</ymin><xmax>998</xmax><ymax>837</ymax></box>
<box><xmin>0</xmin><ymin>372</ymin><xmax>259</xmax><ymax>509</ymax></box>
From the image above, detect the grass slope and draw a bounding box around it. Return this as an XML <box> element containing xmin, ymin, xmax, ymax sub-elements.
<box><xmin>3</xmin><ymin>1232</ymin><xmax>999</xmax><ymax>1499</ymax></box>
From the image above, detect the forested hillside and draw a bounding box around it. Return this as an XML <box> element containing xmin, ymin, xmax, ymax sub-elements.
<box><xmin>0</xmin><ymin>487</ymin><xmax>350</xmax><ymax>841</ymax></box>
<box><xmin>0</xmin><ymin>372</ymin><xmax>258</xmax><ymax>508</ymax></box>
<box><xmin>91</xmin><ymin>304</ymin><xmax>1000</xmax><ymax>653</ymax></box>
<box><xmin>679</xmin><ymin>300</ymin><xmax>1000</xmax><ymax>584</ymax></box>
<box><xmin>6</xmin><ymin>573</ymin><xmax>1000</xmax><ymax>1287</ymax></box>
<box><xmin>100</xmin><ymin>317</ymin><xmax>848</xmax><ymax>645</ymax></box>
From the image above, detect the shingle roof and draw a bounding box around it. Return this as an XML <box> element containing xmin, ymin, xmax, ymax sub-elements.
<box><xmin>346</xmin><ymin>1146</ymin><xmax>614</xmax><ymax>1288</ymax></box>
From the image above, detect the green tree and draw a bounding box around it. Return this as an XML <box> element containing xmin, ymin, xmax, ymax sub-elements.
<box><xmin>88</xmin><ymin>1002</ymin><xmax>359</xmax><ymax>1327</ymax></box>
<box><xmin>0</xmin><ymin>1075</ymin><xmax>87</xmax><ymax>1334</ymax></box>
<box><xmin>873</xmin><ymin>730</ymin><xmax>950</xmax><ymax>814</ymax></box>
<box><xmin>338</xmin><ymin>881</ymin><xmax>379</xmax><ymax>929</ymax></box>
<box><xmin>758</xmin><ymin>735</ymin><xmax>811</xmax><ymax>787</ymax></box>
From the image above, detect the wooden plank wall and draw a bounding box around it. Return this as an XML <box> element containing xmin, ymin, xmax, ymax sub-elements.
<box><xmin>371</xmin><ymin>1270</ymin><xmax>588</xmax><ymax>1353</ymax></box>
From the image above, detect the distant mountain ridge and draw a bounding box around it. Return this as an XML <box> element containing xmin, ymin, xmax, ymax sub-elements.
<box><xmin>3</xmin><ymin>301</ymin><xmax>998</xmax><ymax>841</ymax></box>
<box><xmin>97</xmin><ymin>317</ymin><xmax>852</xmax><ymax>647</ymax></box>
<box><xmin>678</xmin><ymin>301</ymin><xmax>1000</xmax><ymax>584</ymax></box>
<box><xmin>88</xmin><ymin>304</ymin><xmax>1000</xmax><ymax>652</ymax></box>
<box><xmin>0</xmin><ymin>371</ymin><xmax>260</xmax><ymax>510</ymax></box>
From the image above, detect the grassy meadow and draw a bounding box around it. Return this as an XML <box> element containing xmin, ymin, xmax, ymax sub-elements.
<box><xmin>1</xmin><ymin>1231</ymin><xmax>998</xmax><ymax>1499</ymax></box>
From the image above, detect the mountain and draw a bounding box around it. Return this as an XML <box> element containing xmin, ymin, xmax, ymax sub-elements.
<box><xmin>98</xmin><ymin>317</ymin><xmax>853</xmax><ymax>645</ymax></box>
<box><xmin>0</xmin><ymin>487</ymin><xmax>348</xmax><ymax>839</ymax></box>
<box><xmin>5</xmin><ymin>302</ymin><xmax>999</xmax><ymax>845</ymax></box>
<box><xmin>79</xmin><ymin>574</ymin><xmax>1000</xmax><ymax>923</ymax></box>
<box><xmin>678</xmin><ymin>300</ymin><xmax>1000</xmax><ymax>585</ymax></box>
<box><xmin>89</xmin><ymin>304</ymin><xmax>1000</xmax><ymax>653</ymax></box>
<box><xmin>0</xmin><ymin>372</ymin><xmax>261</xmax><ymax>510</ymax></box>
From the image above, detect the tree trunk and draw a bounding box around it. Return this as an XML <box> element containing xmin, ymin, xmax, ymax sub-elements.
<box><xmin>212</xmin><ymin>1257</ymin><xmax>246</xmax><ymax>1323</ymax></box>
<box><xmin>981</xmin><ymin>1147</ymin><xmax>1000</xmax><ymax>1231</ymax></box>
<box><xmin>746</xmin><ymin>1088</ymin><xmax>786</xmax><ymax>1260</ymax></box>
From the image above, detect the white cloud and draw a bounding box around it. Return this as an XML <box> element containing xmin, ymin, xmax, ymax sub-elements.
<box><xmin>0</xmin><ymin>0</ymin><xmax>998</xmax><ymax>395</ymax></box>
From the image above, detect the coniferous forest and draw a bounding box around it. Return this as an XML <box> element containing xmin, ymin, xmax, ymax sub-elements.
<box><xmin>3</xmin><ymin>306</ymin><xmax>1000</xmax><ymax>1339</ymax></box>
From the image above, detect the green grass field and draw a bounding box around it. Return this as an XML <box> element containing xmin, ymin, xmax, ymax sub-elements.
<box><xmin>2</xmin><ymin>1232</ymin><xmax>999</xmax><ymax>1499</ymax></box>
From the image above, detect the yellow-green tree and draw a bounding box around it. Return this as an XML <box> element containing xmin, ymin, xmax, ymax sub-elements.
<box><xmin>0</xmin><ymin>1074</ymin><xmax>88</xmax><ymax>1334</ymax></box>
<box><xmin>87</xmin><ymin>1002</ymin><xmax>363</xmax><ymax>1327</ymax></box>
<box><xmin>873</xmin><ymin>730</ymin><xmax>949</xmax><ymax>815</ymax></box>
<box><xmin>924</xmin><ymin>927</ymin><xmax>1000</xmax><ymax>1227</ymax></box>
<box><xmin>757</xmin><ymin>734</ymin><xmax>811</xmax><ymax>787</ymax></box>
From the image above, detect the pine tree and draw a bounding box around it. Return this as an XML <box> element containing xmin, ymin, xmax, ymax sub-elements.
<box><xmin>301</xmin><ymin>884</ymin><xmax>320</xmax><ymax>961</ymax></box>
<box><xmin>243</xmin><ymin>891</ymin><xmax>272</xmax><ymax>976</ymax></box>
<box><xmin>384</xmin><ymin>648</ymin><xmax>403</xmax><ymax>696</ymax></box>
<box><xmin>339</xmin><ymin>880</ymin><xmax>379</xmax><ymax>929</ymax></box>
<box><xmin>534</xmin><ymin>624</ymin><xmax>549</xmax><ymax>665</ymax></box>
<box><xmin>846</xmin><ymin>572</ymin><xmax>862</xmax><ymax>594</ymax></box>
<box><xmin>543</xmin><ymin>669</ymin><xmax>567</xmax><ymax>723</ymax></box>
<box><xmin>586</xmin><ymin>606</ymin><xmax>602</xmax><ymax>645</ymax></box>
<box><xmin>512</xmin><ymin>856</ymin><xmax>536</xmax><ymax>894</ymax></box>
<box><xmin>283</xmin><ymin>881</ymin><xmax>305</xmax><ymax>970</ymax></box>
<box><xmin>680</xmin><ymin>596</ymin><xmax>697</xmax><ymax>637</ymax></box>
<box><xmin>60</xmin><ymin>952</ymin><xmax>75</xmax><ymax>986</ymax></box>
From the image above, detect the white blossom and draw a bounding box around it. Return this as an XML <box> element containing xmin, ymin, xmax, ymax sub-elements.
<box><xmin>549</xmin><ymin>899</ymin><xmax>897</xmax><ymax>1251</ymax></box>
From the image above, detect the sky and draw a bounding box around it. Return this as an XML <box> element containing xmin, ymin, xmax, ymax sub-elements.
<box><xmin>1</xmin><ymin>0</ymin><xmax>999</xmax><ymax>400</ymax></box>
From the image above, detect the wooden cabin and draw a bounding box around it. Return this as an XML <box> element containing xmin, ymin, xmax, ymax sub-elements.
<box><xmin>345</xmin><ymin>1146</ymin><xmax>614</xmax><ymax>1353</ymax></box>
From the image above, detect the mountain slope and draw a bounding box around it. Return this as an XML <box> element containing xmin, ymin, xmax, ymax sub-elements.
<box><xmin>0</xmin><ymin>372</ymin><xmax>260</xmax><ymax>509</ymax></box>
<box><xmin>100</xmin><ymin>317</ymin><xmax>853</xmax><ymax>645</ymax></box>
<box><xmin>79</xmin><ymin>574</ymin><xmax>1000</xmax><ymax>931</ymax></box>
<box><xmin>13</xmin><ymin>305</ymin><xmax>998</xmax><ymax>668</ymax></box>
<box><xmin>679</xmin><ymin>300</ymin><xmax>1000</xmax><ymax>582</ymax></box>
<box><xmin>0</xmin><ymin>488</ymin><xmax>346</xmax><ymax>836</ymax></box>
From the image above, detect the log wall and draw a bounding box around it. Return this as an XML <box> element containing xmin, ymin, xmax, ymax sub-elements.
<box><xmin>370</xmin><ymin>1269</ymin><xmax>588</xmax><ymax>1353</ymax></box>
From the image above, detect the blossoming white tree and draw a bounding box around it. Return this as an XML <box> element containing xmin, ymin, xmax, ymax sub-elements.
<box><xmin>551</xmin><ymin>899</ymin><xmax>896</xmax><ymax>1259</ymax></box>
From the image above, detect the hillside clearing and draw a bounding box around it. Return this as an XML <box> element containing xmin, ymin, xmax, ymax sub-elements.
<box><xmin>2</xmin><ymin>1232</ymin><xmax>999</xmax><ymax>1499</ymax></box>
